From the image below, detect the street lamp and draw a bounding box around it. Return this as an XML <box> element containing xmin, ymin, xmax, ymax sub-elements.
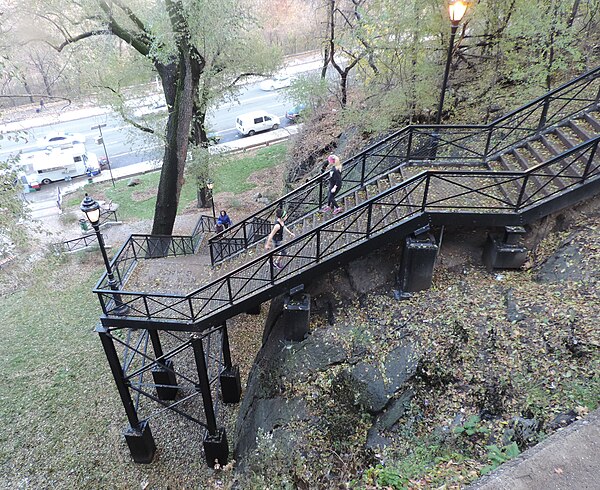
<box><xmin>91</xmin><ymin>124</ymin><xmax>116</xmax><ymax>188</ymax></box>
<box><xmin>435</xmin><ymin>0</ymin><xmax>467</xmax><ymax>124</ymax></box>
<box><xmin>206</xmin><ymin>179</ymin><xmax>216</xmax><ymax>219</ymax></box>
<box><xmin>80</xmin><ymin>193</ymin><xmax>128</xmax><ymax>315</ymax></box>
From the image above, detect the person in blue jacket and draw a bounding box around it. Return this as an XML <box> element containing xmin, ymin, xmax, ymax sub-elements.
<box><xmin>216</xmin><ymin>210</ymin><xmax>232</xmax><ymax>232</ymax></box>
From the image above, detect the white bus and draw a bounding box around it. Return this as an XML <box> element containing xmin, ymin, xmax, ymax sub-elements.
<box><xmin>20</xmin><ymin>143</ymin><xmax>101</xmax><ymax>186</ymax></box>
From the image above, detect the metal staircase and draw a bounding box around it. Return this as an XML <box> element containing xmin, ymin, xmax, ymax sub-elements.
<box><xmin>94</xmin><ymin>66</ymin><xmax>600</xmax><ymax>333</ymax></box>
<box><xmin>93</xmin><ymin>66</ymin><xmax>600</xmax><ymax>467</ymax></box>
<box><xmin>207</xmin><ymin>66</ymin><xmax>600</xmax><ymax>267</ymax></box>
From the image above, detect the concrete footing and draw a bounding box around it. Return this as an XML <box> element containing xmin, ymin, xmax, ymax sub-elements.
<box><xmin>482</xmin><ymin>226</ymin><xmax>528</xmax><ymax>271</ymax></box>
<box><xmin>399</xmin><ymin>233</ymin><xmax>438</xmax><ymax>293</ymax></box>
<box><xmin>283</xmin><ymin>293</ymin><xmax>311</xmax><ymax>341</ymax></box>
<box><xmin>220</xmin><ymin>366</ymin><xmax>242</xmax><ymax>403</ymax></box>
<box><xmin>124</xmin><ymin>421</ymin><xmax>156</xmax><ymax>464</ymax></box>
<box><xmin>152</xmin><ymin>359</ymin><xmax>178</xmax><ymax>400</ymax></box>
<box><xmin>203</xmin><ymin>428</ymin><xmax>229</xmax><ymax>467</ymax></box>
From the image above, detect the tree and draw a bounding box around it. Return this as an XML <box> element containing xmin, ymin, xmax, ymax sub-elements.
<box><xmin>9</xmin><ymin>0</ymin><xmax>278</xmax><ymax>236</ymax></box>
<box><xmin>0</xmin><ymin>150</ymin><xmax>29</xmax><ymax>258</ymax></box>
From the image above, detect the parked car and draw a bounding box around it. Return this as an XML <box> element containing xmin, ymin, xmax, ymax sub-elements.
<box><xmin>236</xmin><ymin>111</ymin><xmax>281</xmax><ymax>136</ymax></box>
<box><xmin>37</xmin><ymin>131</ymin><xmax>85</xmax><ymax>148</ymax></box>
<box><xmin>259</xmin><ymin>74</ymin><xmax>292</xmax><ymax>91</ymax></box>
<box><xmin>285</xmin><ymin>104</ymin><xmax>307</xmax><ymax>122</ymax></box>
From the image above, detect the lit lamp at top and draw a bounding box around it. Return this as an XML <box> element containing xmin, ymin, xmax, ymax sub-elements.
<box><xmin>448</xmin><ymin>0</ymin><xmax>467</xmax><ymax>25</ymax></box>
<box><xmin>80</xmin><ymin>193</ymin><xmax>101</xmax><ymax>226</ymax></box>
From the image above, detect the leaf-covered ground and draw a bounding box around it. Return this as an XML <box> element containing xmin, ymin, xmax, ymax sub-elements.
<box><xmin>236</xmin><ymin>213</ymin><xmax>599</xmax><ymax>489</ymax></box>
<box><xmin>1</xmin><ymin>189</ymin><xmax>598</xmax><ymax>488</ymax></box>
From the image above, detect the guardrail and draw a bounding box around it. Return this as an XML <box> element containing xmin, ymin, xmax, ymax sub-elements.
<box><xmin>94</xmin><ymin>136</ymin><xmax>600</xmax><ymax>326</ymax></box>
<box><xmin>61</xmin><ymin>208</ymin><xmax>120</xmax><ymax>252</ymax></box>
<box><xmin>208</xmin><ymin>66</ymin><xmax>600</xmax><ymax>265</ymax></box>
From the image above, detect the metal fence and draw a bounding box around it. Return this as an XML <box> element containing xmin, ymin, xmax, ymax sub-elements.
<box><xmin>94</xmin><ymin>135</ymin><xmax>600</xmax><ymax>326</ymax></box>
<box><xmin>207</xmin><ymin>66</ymin><xmax>600</xmax><ymax>265</ymax></box>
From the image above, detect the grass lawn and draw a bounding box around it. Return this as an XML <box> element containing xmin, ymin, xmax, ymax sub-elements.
<box><xmin>64</xmin><ymin>144</ymin><xmax>287</xmax><ymax>221</ymax></box>
<box><xmin>0</xmin><ymin>254</ymin><xmax>221</xmax><ymax>488</ymax></box>
<box><xmin>0</xmin><ymin>144</ymin><xmax>287</xmax><ymax>488</ymax></box>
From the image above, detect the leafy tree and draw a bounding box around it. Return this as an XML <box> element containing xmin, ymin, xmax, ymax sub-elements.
<box><xmin>8</xmin><ymin>0</ymin><xmax>278</xmax><ymax>236</ymax></box>
<box><xmin>0</xmin><ymin>150</ymin><xmax>28</xmax><ymax>258</ymax></box>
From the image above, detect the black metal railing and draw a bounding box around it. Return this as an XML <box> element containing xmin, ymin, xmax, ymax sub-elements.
<box><xmin>99</xmin><ymin>209</ymin><xmax>119</xmax><ymax>226</ymax></box>
<box><xmin>61</xmin><ymin>208</ymin><xmax>120</xmax><ymax>252</ymax></box>
<box><xmin>62</xmin><ymin>233</ymin><xmax>98</xmax><ymax>252</ymax></box>
<box><xmin>94</xmin><ymin>135</ymin><xmax>600</xmax><ymax>325</ymax></box>
<box><xmin>208</xmin><ymin>66</ymin><xmax>600</xmax><ymax>265</ymax></box>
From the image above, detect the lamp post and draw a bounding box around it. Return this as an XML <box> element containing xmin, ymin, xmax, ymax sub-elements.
<box><xmin>80</xmin><ymin>193</ymin><xmax>128</xmax><ymax>315</ymax></box>
<box><xmin>206</xmin><ymin>179</ymin><xmax>216</xmax><ymax>218</ymax></box>
<box><xmin>91</xmin><ymin>124</ymin><xmax>116</xmax><ymax>188</ymax></box>
<box><xmin>435</xmin><ymin>0</ymin><xmax>467</xmax><ymax>124</ymax></box>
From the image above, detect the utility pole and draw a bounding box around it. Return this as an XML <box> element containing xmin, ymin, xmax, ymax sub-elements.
<box><xmin>91</xmin><ymin>124</ymin><xmax>116</xmax><ymax>187</ymax></box>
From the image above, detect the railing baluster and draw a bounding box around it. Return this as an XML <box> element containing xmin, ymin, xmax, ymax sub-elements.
<box><xmin>421</xmin><ymin>174</ymin><xmax>431</xmax><ymax>212</ymax></box>
<box><xmin>484</xmin><ymin>126</ymin><xmax>493</xmax><ymax>159</ymax></box>
<box><xmin>515</xmin><ymin>175</ymin><xmax>530</xmax><ymax>210</ymax></box>
<box><xmin>537</xmin><ymin>94</ymin><xmax>550</xmax><ymax>131</ymax></box>
<box><xmin>226</xmin><ymin>276</ymin><xmax>233</xmax><ymax>305</ymax></box>
<box><xmin>366</xmin><ymin>202</ymin><xmax>373</xmax><ymax>238</ymax></box>
<box><xmin>316</xmin><ymin>229</ymin><xmax>321</xmax><ymax>263</ymax></box>
<box><xmin>581</xmin><ymin>140</ymin><xmax>598</xmax><ymax>181</ymax></box>
<box><xmin>360</xmin><ymin>154</ymin><xmax>366</xmax><ymax>187</ymax></box>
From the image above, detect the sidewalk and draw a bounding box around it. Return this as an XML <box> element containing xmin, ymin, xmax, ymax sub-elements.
<box><xmin>0</xmin><ymin>106</ymin><xmax>111</xmax><ymax>133</ymax></box>
<box><xmin>468</xmin><ymin>409</ymin><xmax>600</xmax><ymax>490</ymax></box>
<box><xmin>27</xmin><ymin>124</ymin><xmax>301</xmax><ymax>221</ymax></box>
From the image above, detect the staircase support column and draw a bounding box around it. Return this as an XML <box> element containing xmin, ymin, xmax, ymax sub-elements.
<box><xmin>191</xmin><ymin>335</ymin><xmax>229</xmax><ymax>467</ymax></box>
<box><xmin>149</xmin><ymin>330</ymin><xmax>178</xmax><ymax>401</ymax></box>
<box><xmin>398</xmin><ymin>231</ymin><xmax>438</xmax><ymax>293</ymax></box>
<box><xmin>282</xmin><ymin>291</ymin><xmax>311</xmax><ymax>342</ymax></box>
<box><xmin>482</xmin><ymin>226</ymin><xmax>528</xmax><ymax>271</ymax></box>
<box><xmin>97</xmin><ymin>325</ymin><xmax>156</xmax><ymax>464</ymax></box>
<box><xmin>219</xmin><ymin>322</ymin><xmax>242</xmax><ymax>404</ymax></box>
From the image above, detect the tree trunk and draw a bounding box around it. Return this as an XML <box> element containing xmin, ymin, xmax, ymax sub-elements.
<box><xmin>340</xmin><ymin>71</ymin><xmax>348</xmax><ymax>107</ymax></box>
<box><xmin>151</xmin><ymin>52</ymin><xmax>199</xmax><ymax>236</ymax></box>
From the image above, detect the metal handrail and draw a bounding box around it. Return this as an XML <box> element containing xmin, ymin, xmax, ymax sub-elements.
<box><xmin>208</xmin><ymin>66</ymin><xmax>600</xmax><ymax>264</ymax></box>
<box><xmin>92</xmin><ymin>213</ymin><xmax>211</xmax><ymax>290</ymax></box>
<box><xmin>61</xmin><ymin>208</ymin><xmax>119</xmax><ymax>253</ymax></box>
<box><xmin>94</xmin><ymin>135</ymin><xmax>600</xmax><ymax>325</ymax></box>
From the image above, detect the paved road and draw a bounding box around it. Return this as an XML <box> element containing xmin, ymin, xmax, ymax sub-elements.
<box><xmin>0</xmin><ymin>59</ymin><xmax>320</xmax><ymax>169</ymax></box>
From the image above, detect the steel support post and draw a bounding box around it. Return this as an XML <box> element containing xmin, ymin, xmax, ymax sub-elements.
<box><xmin>398</xmin><ymin>233</ymin><xmax>438</xmax><ymax>293</ymax></box>
<box><xmin>191</xmin><ymin>335</ymin><xmax>229</xmax><ymax>467</ymax></box>
<box><xmin>97</xmin><ymin>325</ymin><xmax>156</xmax><ymax>463</ymax></box>
<box><xmin>482</xmin><ymin>227</ymin><xmax>528</xmax><ymax>271</ymax></box>
<box><xmin>149</xmin><ymin>330</ymin><xmax>178</xmax><ymax>401</ymax></box>
<box><xmin>219</xmin><ymin>323</ymin><xmax>241</xmax><ymax>403</ymax></box>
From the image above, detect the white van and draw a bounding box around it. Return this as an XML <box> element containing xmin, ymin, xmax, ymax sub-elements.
<box><xmin>236</xmin><ymin>111</ymin><xmax>280</xmax><ymax>136</ymax></box>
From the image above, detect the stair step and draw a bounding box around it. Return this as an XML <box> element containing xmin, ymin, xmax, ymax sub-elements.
<box><xmin>540</xmin><ymin>134</ymin><xmax>564</xmax><ymax>156</ymax></box>
<box><xmin>526</xmin><ymin>141</ymin><xmax>554</xmax><ymax>163</ymax></box>
<box><xmin>553</xmin><ymin>127</ymin><xmax>578</xmax><ymax>149</ymax></box>
<box><xmin>567</xmin><ymin>120</ymin><xmax>593</xmax><ymax>141</ymax></box>
<box><xmin>512</xmin><ymin>148</ymin><xmax>534</xmax><ymax>170</ymax></box>
<box><xmin>582</xmin><ymin>111</ymin><xmax>600</xmax><ymax>132</ymax></box>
